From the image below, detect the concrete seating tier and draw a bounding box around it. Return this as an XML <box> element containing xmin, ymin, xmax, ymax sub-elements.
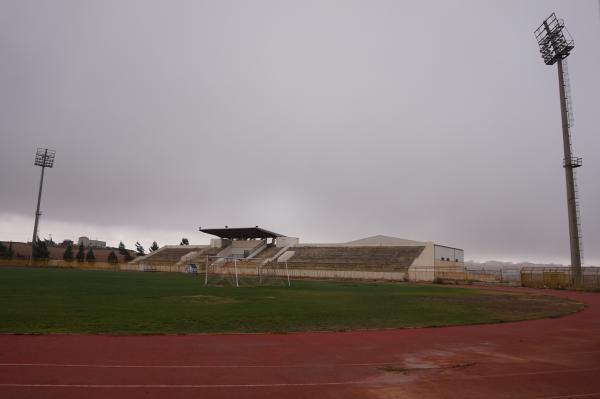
<box><xmin>202</xmin><ymin>247</ymin><xmax>223</xmax><ymax>256</ymax></box>
<box><xmin>254</xmin><ymin>245</ymin><xmax>280</xmax><ymax>260</ymax></box>
<box><xmin>192</xmin><ymin>247</ymin><xmax>222</xmax><ymax>261</ymax></box>
<box><xmin>140</xmin><ymin>247</ymin><xmax>206</xmax><ymax>265</ymax></box>
<box><xmin>287</xmin><ymin>246</ymin><xmax>424</xmax><ymax>272</ymax></box>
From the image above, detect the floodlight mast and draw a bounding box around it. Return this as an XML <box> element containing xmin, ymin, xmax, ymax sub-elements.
<box><xmin>535</xmin><ymin>14</ymin><xmax>583</xmax><ymax>285</ymax></box>
<box><xmin>31</xmin><ymin>148</ymin><xmax>55</xmax><ymax>260</ymax></box>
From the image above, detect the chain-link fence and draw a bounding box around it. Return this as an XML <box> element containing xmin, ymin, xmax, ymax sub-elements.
<box><xmin>521</xmin><ymin>267</ymin><xmax>600</xmax><ymax>290</ymax></box>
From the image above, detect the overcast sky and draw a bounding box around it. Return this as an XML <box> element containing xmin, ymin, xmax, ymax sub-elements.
<box><xmin>1</xmin><ymin>0</ymin><xmax>599</xmax><ymax>264</ymax></box>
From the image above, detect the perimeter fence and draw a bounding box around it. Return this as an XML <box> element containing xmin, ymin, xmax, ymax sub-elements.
<box><xmin>2</xmin><ymin>259</ymin><xmax>599</xmax><ymax>291</ymax></box>
<box><xmin>521</xmin><ymin>266</ymin><xmax>600</xmax><ymax>290</ymax></box>
<box><xmin>465</xmin><ymin>267</ymin><xmax>522</xmax><ymax>285</ymax></box>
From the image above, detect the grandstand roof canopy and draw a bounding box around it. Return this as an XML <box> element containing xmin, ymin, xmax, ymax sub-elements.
<box><xmin>199</xmin><ymin>227</ymin><xmax>284</xmax><ymax>239</ymax></box>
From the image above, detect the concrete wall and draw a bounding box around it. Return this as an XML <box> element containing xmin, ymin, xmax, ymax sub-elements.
<box><xmin>209</xmin><ymin>264</ymin><xmax>407</xmax><ymax>281</ymax></box>
<box><xmin>407</xmin><ymin>242</ymin><xmax>435</xmax><ymax>281</ymax></box>
<box><xmin>409</xmin><ymin>242</ymin><xmax>434</xmax><ymax>267</ymax></box>
<box><xmin>0</xmin><ymin>260</ymin><xmax>471</xmax><ymax>285</ymax></box>
<box><xmin>276</xmin><ymin>237</ymin><xmax>299</xmax><ymax>247</ymax></box>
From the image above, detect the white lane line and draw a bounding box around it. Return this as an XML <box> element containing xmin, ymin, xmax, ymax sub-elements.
<box><xmin>1</xmin><ymin>368</ymin><xmax>600</xmax><ymax>390</ymax></box>
<box><xmin>2</xmin><ymin>350</ymin><xmax>598</xmax><ymax>370</ymax></box>
<box><xmin>0</xmin><ymin>382</ymin><xmax>361</xmax><ymax>388</ymax></box>
<box><xmin>536</xmin><ymin>393</ymin><xmax>600</xmax><ymax>399</ymax></box>
<box><xmin>0</xmin><ymin>362</ymin><xmax>393</xmax><ymax>369</ymax></box>
<box><xmin>454</xmin><ymin>367</ymin><xmax>600</xmax><ymax>380</ymax></box>
<box><xmin>2</xmin><ymin>364</ymin><xmax>600</xmax><ymax>378</ymax></box>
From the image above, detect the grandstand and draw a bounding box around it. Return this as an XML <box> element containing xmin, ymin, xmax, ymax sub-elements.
<box><xmin>130</xmin><ymin>227</ymin><xmax>464</xmax><ymax>282</ymax></box>
<box><xmin>130</xmin><ymin>245</ymin><xmax>220</xmax><ymax>266</ymax></box>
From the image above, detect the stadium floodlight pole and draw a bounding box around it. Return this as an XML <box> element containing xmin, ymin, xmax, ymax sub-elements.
<box><xmin>31</xmin><ymin>148</ymin><xmax>56</xmax><ymax>260</ymax></box>
<box><xmin>534</xmin><ymin>14</ymin><xmax>583</xmax><ymax>285</ymax></box>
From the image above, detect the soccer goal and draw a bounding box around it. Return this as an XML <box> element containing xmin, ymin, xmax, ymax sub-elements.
<box><xmin>203</xmin><ymin>256</ymin><xmax>290</xmax><ymax>287</ymax></box>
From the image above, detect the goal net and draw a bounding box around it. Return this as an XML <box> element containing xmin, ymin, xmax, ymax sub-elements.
<box><xmin>203</xmin><ymin>256</ymin><xmax>290</xmax><ymax>287</ymax></box>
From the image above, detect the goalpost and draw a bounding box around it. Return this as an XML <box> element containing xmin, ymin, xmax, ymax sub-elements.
<box><xmin>203</xmin><ymin>256</ymin><xmax>290</xmax><ymax>287</ymax></box>
<box><xmin>258</xmin><ymin>260</ymin><xmax>291</xmax><ymax>287</ymax></box>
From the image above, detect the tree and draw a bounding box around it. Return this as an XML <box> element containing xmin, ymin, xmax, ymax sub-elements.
<box><xmin>76</xmin><ymin>243</ymin><xmax>85</xmax><ymax>262</ymax></box>
<box><xmin>107</xmin><ymin>250</ymin><xmax>118</xmax><ymax>264</ymax></box>
<box><xmin>180</xmin><ymin>238</ymin><xmax>189</xmax><ymax>246</ymax></box>
<box><xmin>32</xmin><ymin>237</ymin><xmax>50</xmax><ymax>260</ymax></box>
<box><xmin>63</xmin><ymin>243</ymin><xmax>74</xmax><ymax>261</ymax></box>
<box><xmin>135</xmin><ymin>242</ymin><xmax>145</xmax><ymax>256</ymax></box>
<box><xmin>6</xmin><ymin>241</ymin><xmax>14</xmax><ymax>258</ymax></box>
<box><xmin>123</xmin><ymin>251</ymin><xmax>133</xmax><ymax>262</ymax></box>
<box><xmin>118</xmin><ymin>241</ymin><xmax>133</xmax><ymax>262</ymax></box>
<box><xmin>0</xmin><ymin>241</ymin><xmax>8</xmax><ymax>258</ymax></box>
<box><xmin>86</xmin><ymin>247</ymin><xmax>96</xmax><ymax>263</ymax></box>
<box><xmin>149</xmin><ymin>241</ymin><xmax>159</xmax><ymax>252</ymax></box>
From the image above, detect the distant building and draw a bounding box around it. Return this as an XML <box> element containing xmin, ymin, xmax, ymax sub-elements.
<box><xmin>77</xmin><ymin>236</ymin><xmax>106</xmax><ymax>249</ymax></box>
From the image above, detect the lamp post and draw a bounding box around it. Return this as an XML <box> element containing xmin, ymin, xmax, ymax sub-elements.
<box><xmin>31</xmin><ymin>148</ymin><xmax>55</xmax><ymax>260</ymax></box>
<box><xmin>534</xmin><ymin>13</ymin><xmax>583</xmax><ymax>285</ymax></box>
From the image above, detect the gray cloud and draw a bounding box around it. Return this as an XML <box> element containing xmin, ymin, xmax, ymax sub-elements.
<box><xmin>1</xmin><ymin>0</ymin><xmax>599</xmax><ymax>263</ymax></box>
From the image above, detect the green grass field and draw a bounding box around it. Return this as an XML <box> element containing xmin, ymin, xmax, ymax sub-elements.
<box><xmin>0</xmin><ymin>267</ymin><xmax>582</xmax><ymax>334</ymax></box>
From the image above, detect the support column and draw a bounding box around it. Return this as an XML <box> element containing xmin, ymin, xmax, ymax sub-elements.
<box><xmin>31</xmin><ymin>165</ymin><xmax>46</xmax><ymax>260</ymax></box>
<box><xmin>556</xmin><ymin>59</ymin><xmax>582</xmax><ymax>285</ymax></box>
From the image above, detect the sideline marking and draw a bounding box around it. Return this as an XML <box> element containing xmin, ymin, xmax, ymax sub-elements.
<box><xmin>0</xmin><ymin>362</ymin><xmax>395</xmax><ymax>369</ymax></box>
<box><xmin>537</xmin><ymin>394</ymin><xmax>600</xmax><ymax>399</ymax></box>
<box><xmin>1</xmin><ymin>364</ymin><xmax>600</xmax><ymax>378</ymax></box>
<box><xmin>0</xmin><ymin>382</ymin><xmax>361</xmax><ymax>388</ymax></box>
<box><xmin>454</xmin><ymin>367</ymin><xmax>600</xmax><ymax>380</ymax></box>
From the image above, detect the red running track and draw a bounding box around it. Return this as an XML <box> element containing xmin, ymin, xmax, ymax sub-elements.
<box><xmin>1</xmin><ymin>286</ymin><xmax>599</xmax><ymax>399</ymax></box>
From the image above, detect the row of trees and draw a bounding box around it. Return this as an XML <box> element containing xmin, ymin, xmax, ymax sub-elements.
<box><xmin>62</xmin><ymin>241</ymin><xmax>137</xmax><ymax>263</ymax></box>
<box><xmin>1</xmin><ymin>237</ymin><xmax>193</xmax><ymax>262</ymax></box>
<box><xmin>62</xmin><ymin>242</ymin><xmax>98</xmax><ymax>263</ymax></box>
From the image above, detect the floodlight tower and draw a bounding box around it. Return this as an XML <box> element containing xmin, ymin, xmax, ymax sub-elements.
<box><xmin>534</xmin><ymin>13</ymin><xmax>583</xmax><ymax>284</ymax></box>
<box><xmin>31</xmin><ymin>148</ymin><xmax>55</xmax><ymax>259</ymax></box>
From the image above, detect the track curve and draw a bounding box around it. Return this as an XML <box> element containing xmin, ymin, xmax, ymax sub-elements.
<box><xmin>1</xmin><ymin>286</ymin><xmax>599</xmax><ymax>399</ymax></box>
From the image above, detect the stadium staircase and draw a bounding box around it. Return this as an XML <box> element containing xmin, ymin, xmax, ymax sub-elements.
<box><xmin>215</xmin><ymin>239</ymin><xmax>267</xmax><ymax>260</ymax></box>
<box><xmin>234</xmin><ymin>245</ymin><xmax>284</xmax><ymax>267</ymax></box>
